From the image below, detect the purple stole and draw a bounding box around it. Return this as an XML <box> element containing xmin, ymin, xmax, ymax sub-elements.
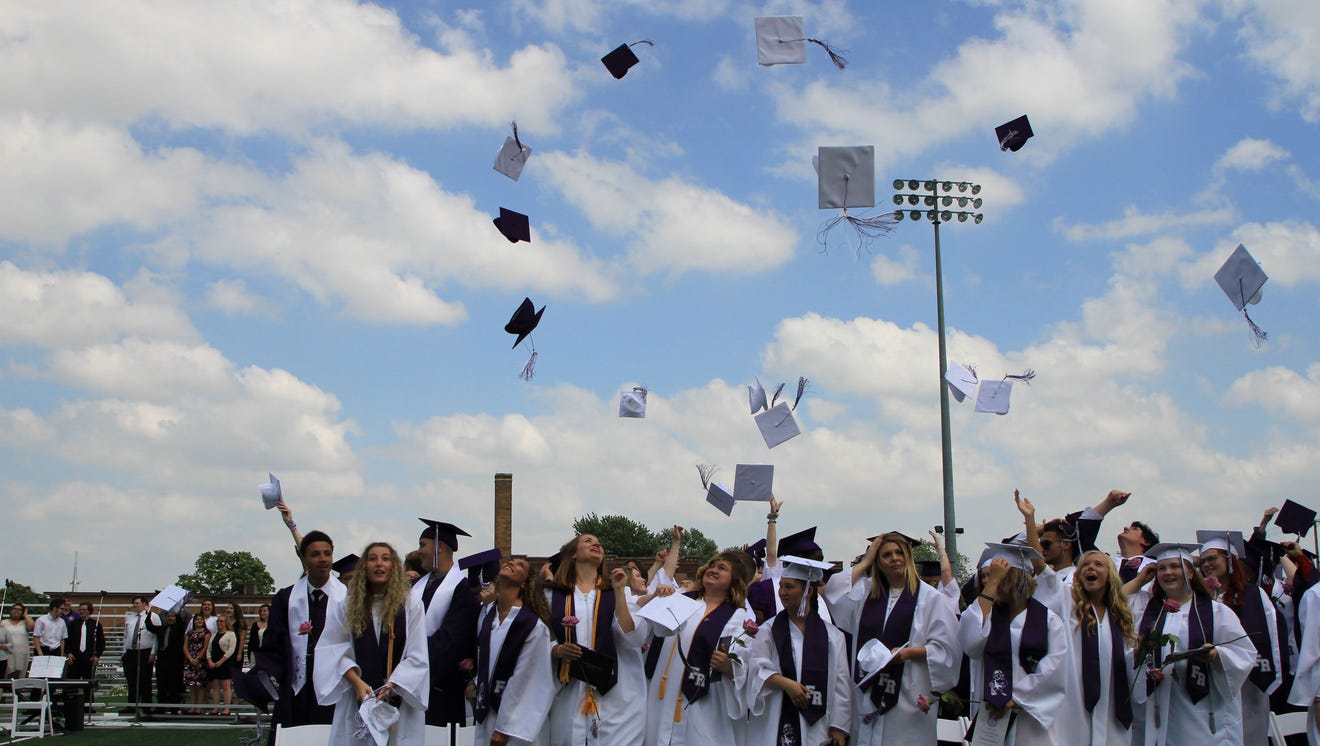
<box><xmin>1137</xmin><ymin>595</ymin><xmax>1214</xmax><ymax>702</ymax></box>
<box><xmin>982</xmin><ymin>598</ymin><xmax>1049</xmax><ymax>709</ymax></box>
<box><xmin>353</xmin><ymin>606</ymin><xmax>408</xmax><ymax>690</ymax></box>
<box><xmin>1232</xmin><ymin>587</ymin><xmax>1276</xmax><ymax>691</ymax></box>
<box><xmin>548</xmin><ymin>586</ymin><xmax>619</xmax><ymax>693</ymax></box>
<box><xmin>474</xmin><ymin>605</ymin><xmax>539</xmax><ymax>723</ymax></box>
<box><xmin>856</xmin><ymin>584</ymin><xmax>917</xmax><ymax>714</ymax></box>
<box><xmin>771</xmin><ymin>611</ymin><xmax>829</xmax><ymax>746</ymax></box>
<box><xmin>681</xmin><ymin>600</ymin><xmax>736</xmax><ymax>703</ymax></box>
<box><xmin>1081</xmin><ymin>606</ymin><xmax>1132</xmax><ymax>728</ymax></box>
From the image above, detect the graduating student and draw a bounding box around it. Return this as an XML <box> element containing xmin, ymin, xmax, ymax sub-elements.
<box><xmin>1127</xmin><ymin>543</ymin><xmax>1256</xmax><ymax>746</ymax></box>
<box><xmin>644</xmin><ymin>551</ymin><xmax>754</xmax><ymax>746</ymax></box>
<box><xmin>1287</xmin><ymin>577</ymin><xmax>1320</xmax><ymax>743</ymax></box>
<box><xmin>542</xmin><ymin>534</ymin><xmax>650</xmax><ymax>745</ymax></box>
<box><xmin>65</xmin><ymin>602</ymin><xmax>106</xmax><ymax>679</ymax></box>
<box><xmin>240</xmin><ymin>530</ymin><xmax>346</xmax><ymax>739</ymax></box>
<box><xmin>1070</xmin><ymin>550</ymin><xmax>1138</xmax><ymax>746</ymax></box>
<box><xmin>472</xmin><ymin>558</ymin><xmax>556</xmax><ymax>745</ymax></box>
<box><xmin>748</xmin><ymin>523</ymin><xmax>834</xmax><ymax>625</ymax></box>
<box><xmin>958</xmin><ymin>543</ymin><xmax>1072</xmax><ymax>745</ymax></box>
<box><xmin>316</xmin><ymin>541</ymin><xmax>430</xmax><ymax>744</ymax></box>
<box><xmin>411</xmin><ymin>518</ymin><xmax>480</xmax><ymax>729</ymax></box>
<box><xmin>826</xmin><ymin>531</ymin><xmax>961</xmax><ymax>746</ymax></box>
<box><xmin>146</xmin><ymin>609</ymin><xmax>189</xmax><ymax>711</ymax></box>
<box><xmin>745</xmin><ymin>555</ymin><xmax>851</xmax><ymax>746</ymax></box>
<box><xmin>1194</xmin><ymin>531</ymin><xmax>1282</xmax><ymax>745</ymax></box>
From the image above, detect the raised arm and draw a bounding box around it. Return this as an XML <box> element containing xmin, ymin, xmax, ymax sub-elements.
<box><xmin>765</xmin><ymin>496</ymin><xmax>782</xmax><ymax>568</ymax></box>
<box><xmin>853</xmin><ymin>535</ymin><xmax>882</xmax><ymax>585</ymax></box>
<box><xmin>662</xmin><ymin>525</ymin><xmax>682</xmax><ymax>581</ymax></box>
<box><xmin>1015</xmin><ymin>490</ymin><xmax>1047</xmax><ymax>575</ymax></box>
<box><xmin>929</xmin><ymin>529</ymin><xmax>955</xmax><ymax>587</ymax></box>
<box><xmin>277</xmin><ymin>501</ymin><xmax>303</xmax><ymax>557</ymax></box>
<box><xmin>1091</xmin><ymin>489</ymin><xmax>1132</xmax><ymax>518</ymax></box>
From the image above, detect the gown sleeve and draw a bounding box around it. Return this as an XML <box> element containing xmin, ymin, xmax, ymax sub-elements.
<box><xmin>493</xmin><ymin>619</ymin><xmax>557</xmax><ymax>743</ymax></box>
<box><xmin>1290</xmin><ymin>585</ymin><xmax>1320</xmax><ymax>706</ymax></box>
<box><xmin>313</xmin><ymin>600</ymin><xmax>355</xmax><ymax>706</ymax></box>
<box><xmin>388</xmin><ymin>595</ymin><xmax>431</xmax><ymax>711</ymax></box>
<box><xmin>918</xmin><ymin>585</ymin><xmax>963</xmax><ymax>692</ymax></box>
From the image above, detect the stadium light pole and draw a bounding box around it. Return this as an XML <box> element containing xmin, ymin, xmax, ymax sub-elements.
<box><xmin>891</xmin><ymin>179</ymin><xmax>983</xmax><ymax>563</ymax></box>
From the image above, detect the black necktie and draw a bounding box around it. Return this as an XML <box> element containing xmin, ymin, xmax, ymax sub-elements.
<box><xmin>309</xmin><ymin>590</ymin><xmax>327</xmax><ymax>648</ymax></box>
<box><xmin>422</xmin><ymin>575</ymin><xmax>441</xmax><ymax>609</ymax></box>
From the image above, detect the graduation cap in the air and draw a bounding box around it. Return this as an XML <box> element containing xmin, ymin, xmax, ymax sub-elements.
<box><xmin>996</xmin><ymin>115</ymin><xmax>1033</xmax><ymax>152</ymax></box>
<box><xmin>697</xmin><ymin>464</ymin><xmax>735</xmax><ymax>517</ymax></box>
<box><xmin>945</xmin><ymin>363</ymin><xmax>978</xmax><ymax>403</ymax></box>
<box><xmin>504</xmin><ymin>297</ymin><xmax>545</xmax><ymax>380</ymax></box>
<box><xmin>1275</xmin><ymin>499</ymin><xmax>1317</xmax><ymax>537</ymax></box>
<box><xmin>493</xmin><ymin>207</ymin><xmax>531</xmax><ymax>243</ymax></box>
<box><xmin>778</xmin><ymin>526</ymin><xmax>820</xmax><ymax>557</ymax></box>
<box><xmin>744</xmin><ymin>538</ymin><xmax>767</xmax><ymax>565</ymax></box>
<box><xmin>601</xmin><ymin>40</ymin><xmax>654</xmax><ymax>79</ymax></box>
<box><xmin>418</xmin><ymin>519</ymin><xmax>470</xmax><ymax>552</ymax></box>
<box><xmin>619</xmin><ymin>387</ymin><xmax>648</xmax><ymax>418</ymax></box>
<box><xmin>973</xmin><ymin>370</ymin><xmax>1037</xmax><ymax>415</ymax></box>
<box><xmin>233</xmin><ymin>668</ymin><xmax>277</xmax><ymax>713</ymax></box>
<box><xmin>816</xmin><ymin>145</ymin><xmax>896</xmax><ymax>252</ymax></box>
<box><xmin>752</xmin><ymin>377</ymin><xmax>809</xmax><ymax>449</ymax></box>
<box><xmin>733</xmin><ymin>464</ymin><xmax>774</xmax><ymax>503</ymax></box>
<box><xmin>753</xmin><ymin>16</ymin><xmax>848</xmax><ymax>69</ymax></box>
<box><xmin>258</xmin><ymin>473</ymin><xmax>282</xmax><ymax>510</ymax></box>
<box><xmin>331</xmin><ymin>554</ymin><xmax>359</xmax><ymax>577</ymax></box>
<box><xmin>459</xmin><ymin>548</ymin><xmax>502</xmax><ymax>587</ymax></box>
<box><xmin>493</xmin><ymin>122</ymin><xmax>533</xmax><ymax>182</ymax></box>
<box><xmin>1214</xmin><ymin>243</ymin><xmax>1269</xmax><ymax>346</ymax></box>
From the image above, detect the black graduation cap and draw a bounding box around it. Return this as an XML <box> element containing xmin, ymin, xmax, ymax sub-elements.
<box><xmin>918</xmin><ymin>560</ymin><xmax>942</xmax><ymax>577</ymax></box>
<box><xmin>1275</xmin><ymin>500</ymin><xmax>1317</xmax><ymax>537</ymax></box>
<box><xmin>331</xmin><ymin>553</ymin><xmax>359</xmax><ymax>576</ymax></box>
<box><xmin>867</xmin><ymin>531</ymin><xmax>925</xmax><ymax>549</ymax></box>
<box><xmin>546</xmin><ymin>550</ymin><xmax>563</xmax><ymax>574</ymax></box>
<box><xmin>232</xmin><ymin>669</ymin><xmax>277</xmax><ymax>712</ymax></box>
<box><xmin>418</xmin><ymin>519</ymin><xmax>471</xmax><ymax>551</ymax></box>
<box><xmin>601</xmin><ymin>40</ymin><xmax>654</xmax><ymax>79</ymax></box>
<box><xmin>493</xmin><ymin>207</ymin><xmax>530</xmax><ymax>243</ymax></box>
<box><xmin>504</xmin><ymin>297</ymin><xmax>544</xmax><ymax>349</ymax></box>
<box><xmin>995</xmin><ymin>114</ymin><xmax>1033</xmax><ymax>152</ymax></box>
<box><xmin>777</xmin><ymin>526</ymin><xmax>819</xmax><ymax>557</ymax></box>
<box><xmin>744</xmin><ymin>539</ymin><xmax>767</xmax><ymax>562</ymax></box>
<box><xmin>459</xmin><ymin>548</ymin><xmax>502</xmax><ymax>586</ymax></box>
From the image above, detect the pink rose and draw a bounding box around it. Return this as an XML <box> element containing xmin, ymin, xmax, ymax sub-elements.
<box><xmin>1203</xmin><ymin>575</ymin><xmax>1221</xmax><ymax>591</ymax></box>
<box><xmin>640</xmin><ymin>642</ymin><xmax>651</xmax><ymax>653</ymax></box>
<box><xmin>298</xmin><ymin>621</ymin><xmax>313</xmax><ymax>635</ymax></box>
<box><xmin>458</xmin><ymin>658</ymin><xmax>475</xmax><ymax>673</ymax></box>
<box><xmin>742</xmin><ymin>619</ymin><xmax>760</xmax><ymax>637</ymax></box>
<box><xmin>561</xmin><ymin>616</ymin><xmax>580</xmax><ymax>627</ymax></box>
<box><xmin>1162</xmin><ymin>599</ymin><xmax>1181</xmax><ymax>614</ymax></box>
<box><xmin>916</xmin><ymin>694</ymin><xmax>931</xmax><ymax>713</ymax></box>
<box><xmin>1147</xmin><ymin>667</ymin><xmax>1165</xmax><ymax>682</ymax></box>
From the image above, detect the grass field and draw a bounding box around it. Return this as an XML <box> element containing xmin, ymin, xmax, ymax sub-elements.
<box><xmin>6</xmin><ymin>726</ymin><xmax>252</xmax><ymax>744</ymax></box>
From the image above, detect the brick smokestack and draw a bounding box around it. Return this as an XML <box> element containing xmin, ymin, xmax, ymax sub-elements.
<box><xmin>494</xmin><ymin>473</ymin><xmax>513</xmax><ymax>558</ymax></box>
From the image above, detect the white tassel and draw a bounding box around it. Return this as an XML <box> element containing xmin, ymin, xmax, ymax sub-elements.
<box><xmin>520</xmin><ymin>350</ymin><xmax>538</xmax><ymax>381</ymax></box>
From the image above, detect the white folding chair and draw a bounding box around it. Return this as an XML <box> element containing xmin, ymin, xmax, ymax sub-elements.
<box><xmin>1271</xmin><ymin>710</ymin><xmax>1308</xmax><ymax>745</ymax></box>
<box><xmin>273</xmin><ymin>723</ymin><xmax>332</xmax><ymax>744</ymax></box>
<box><xmin>936</xmin><ymin>715</ymin><xmax>969</xmax><ymax>745</ymax></box>
<box><xmin>10</xmin><ymin>677</ymin><xmax>55</xmax><ymax>738</ymax></box>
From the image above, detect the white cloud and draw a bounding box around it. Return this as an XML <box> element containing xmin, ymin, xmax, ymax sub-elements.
<box><xmin>1056</xmin><ymin>206</ymin><xmax>1237</xmax><ymax>241</ymax></box>
<box><xmin>0</xmin><ymin>1</ymin><xmax>579</xmax><ymax>134</ymax></box>
<box><xmin>870</xmin><ymin>245</ymin><xmax>921</xmax><ymax>286</ymax></box>
<box><xmin>538</xmin><ymin>151</ymin><xmax>800</xmax><ymax>274</ymax></box>
<box><xmin>205</xmin><ymin>279</ymin><xmax>270</xmax><ymax>316</ymax></box>
<box><xmin>1223</xmin><ymin>363</ymin><xmax>1320</xmax><ymax>424</ymax></box>
<box><xmin>1231</xmin><ymin>0</ymin><xmax>1320</xmax><ymax>122</ymax></box>
<box><xmin>712</xmin><ymin>56</ymin><xmax>748</xmax><ymax>91</ymax></box>
<box><xmin>1178</xmin><ymin>220</ymin><xmax>1320</xmax><ymax>290</ymax></box>
<box><xmin>1214</xmin><ymin>137</ymin><xmax>1290</xmax><ymax>172</ymax></box>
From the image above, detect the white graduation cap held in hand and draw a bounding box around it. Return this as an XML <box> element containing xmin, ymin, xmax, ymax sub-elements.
<box><xmin>259</xmin><ymin>473</ymin><xmax>282</xmax><ymax>510</ymax></box>
<box><xmin>358</xmin><ymin>696</ymin><xmax>399</xmax><ymax>746</ymax></box>
<box><xmin>149</xmin><ymin>585</ymin><xmax>195</xmax><ymax>615</ymax></box>
<box><xmin>945</xmin><ymin>362</ymin><xmax>978</xmax><ymax>403</ymax></box>
<box><xmin>492</xmin><ymin>122</ymin><xmax>533</xmax><ymax>182</ymax></box>
<box><xmin>698</xmin><ymin>464</ymin><xmax>735</xmax><ymax>516</ymax></box>
<box><xmin>856</xmin><ymin>638</ymin><xmax>897</xmax><ymax>688</ymax></box>
<box><xmin>734</xmin><ymin>463</ymin><xmax>774</xmax><ymax>502</ymax></box>
<box><xmin>637</xmin><ymin>592</ymin><xmax>704</xmax><ymax>634</ymax></box>
<box><xmin>619</xmin><ymin>387</ymin><xmax>648</xmax><ymax>418</ymax></box>
<box><xmin>1213</xmin><ymin>243</ymin><xmax>1269</xmax><ymax>345</ymax></box>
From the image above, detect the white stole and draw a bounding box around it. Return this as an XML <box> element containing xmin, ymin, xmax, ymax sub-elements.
<box><xmin>410</xmin><ymin>569</ymin><xmax>463</xmax><ymax>637</ymax></box>
<box><xmin>289</xmin><ymin>575</ymin><xmax>347</xmax><ymax>693</ymax></box>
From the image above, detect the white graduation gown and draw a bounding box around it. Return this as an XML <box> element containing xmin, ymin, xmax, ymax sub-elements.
<box><xmin>1215</xmin><ymin>585</ymin><xmax>1281</xmax><ymax>746</ymax></box>
<box><xmin>315</xmin><ymin>595</ymin><xmax>430</xmax><ymax>745</ymax></box>
<box><xmin>644</xmin><ymin>602</ymin><xmax>751</xmax><ymax>746</ymax></box>
<box><xmin>824</xmin><ymin>577</ymin><xmax>961</xmax><ymax>746</ymax></box>
<box><xmin>1069</xmin><ymin>605</ymin><xmax>1139</xmax><ymax>746</ymax></box>
<box><xmin>475</xmin><ymin>603</ymin><xmax>556</xmax><ymax>746</ymax></box>
<box><xmin>958</xmin><ymin>602</ymin><xmax>1071</xmax><ymax>746</ymax></box>
<box><xmin>1288</xmin><ymin>582</ymin><xmax>1320</xmax><ymax>745</ymax></box>
<box><xmin>1128</xmin><ymin>592</ymin><xmax>1256</xmax><ymax>746</ymax></box>
<box><xmin>745</xmin><ymin>615</ymin><xmax>851</xmax><ymax>746</ymax></box>
<box><xmin>539</xmin><ymin>588</ymin><xmax>652</xmax><ymax>746</ymax></box>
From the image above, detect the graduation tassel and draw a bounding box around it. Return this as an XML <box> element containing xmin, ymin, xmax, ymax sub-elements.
<box><xmin>520</xmin><ymin>344</ymin><xmax>538</xmax><ymax>382</ymax></box>
<box><xmin>580</xmin><ymin>688</ymin><xmax>599</xmax><ymax>716</ymax></box>
<box><xmin>674</xmin><ymin>695</ymin><xmax>683</xmax><ymax>723</ymax></box>
<box><xmin>1004</xmin><ymin>369</ymin><xmax>1036</xmax><ymax>384</ymax></box>
<box><xmin>793</xmin><ymin>377</ymin><xmax>808</xmax><ymax>410</ymax></box>
<box><xmin>769</xmin><ymin>382</ymin><xmax>786</xmax><ymax>408</ymax></box>
<box><xmin>510</xmin><ymin>121</ymin><xmax>524</xmax><ymax>155</ymax></box>
<box><xmin>696</xmin><ymin>464</ymin><xmax>718</xmax><ymax>490</ymax></box>
<box><xmin>630</xmin><ymin>39</ymin><xmax>655</xmax><ymax>50</ymax></box>
<box><xmin>1243</xmin><ymin>310</ymin><xmax>1268</xmax><ymax>347</ymax></box>
<box><xmin>806</xmin><ymin>38</ymin><xmax>848</xmax><ymax>69</ymax></box>
<box><xmin>816</xmin><ymin>175</ymin><xmax>898</xmax><ymax>257</ymax></box>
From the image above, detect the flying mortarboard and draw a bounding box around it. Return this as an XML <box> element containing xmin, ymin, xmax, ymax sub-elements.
<box><xmin>778</xmin><ymin>526</ymin><xmax>820</xmax><ymax>557</ymax></box>
<box><xmin>733</xmin><ymin>463</ymin><xmax>774</xmax><ymax>503</ymax></box>
<box><xmin>748</xmin><ymin>377</ymin><xmax>768</xmax><ymax>414</ymax></box>
<box><xmin>418</xmin><ymin>519</ymin><xmax>470</xmax><ymax>552</ymax></box>
<box><xmin>816</xmin><ymin>146</ymin><xmax>896</xmax><ymax>252</ymax></box>
<box><xmin>493</xmin><ymin>122</ymin><xmax>532</xmax><ymax>182</ymax></box>
<box><xmin>752</xmin><ymin>376</ymin><xmax>809</xmax><ymax>449</ymax></box>
<box><xmin>697</xmin><ymin>464</ymin><xmax>735</xmax><ymax>517</ymax></box>
<box><xmin>744</xmin><ymin>539</ymin><xmax>767</xmax><ymax>562</ymax></box>
<box><xmin>753</xmin><ymin>17</ymin><xmax>848</xmax><ymax>69</ymax></box>
<box><xmin>493</xmin><ymin>207</ymin><xmax>531</xmax><ymax>243</ymax></box>
<box><xmin>973</xmin><ymin>370</ymin><xmax>1036</xmax><ymax>415</ymax></box>
<box><xmin>1213</xmin><ymin>243</ymin><xmax>1269</xmax><ymax>346</ymax></box>
<box><xmin>331</xmin><ymin>554</ymin><xmax>359</xmax><ymax>576</ymax></box>
<box><xmin>1275</xmin><ymin>499</ymin><xmax>1317</xmax><ymax>537</ymax></box>
<box><xmin>459</xmin><ymin>548</ymin><xmax>503</xmax><ymax>586</ymax></box>
<box><xmin>504</xmin><ymin>297</ymin><xmax>544</xmax><ymax>380</ymax></box>
<box><xmin>619</xmin><ymin>387</ymin><xmax>648</xmax><ymax>418</ymax></box>
<box><xmin>995</xmin><ymin>115</ymin><xmax>1033</xmax><ymax>152</ymax></box>
<box><xmin>601</xmin><ymin>40</ymin><xmax>654</xmax><ymax>79</ymax></box>
<box><xmin>945</xmin><ymin>363</ymin><xmax>978</xmax><ymax>403</ymax></box>
<box><xmin>258</xmin><ymin>473</ymin><xmax>282</xmax><ymax>510</ymax></box>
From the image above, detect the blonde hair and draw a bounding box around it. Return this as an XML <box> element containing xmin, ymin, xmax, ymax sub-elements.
<box><xmin>997</xmin><ymin>567</ymin><xmax>1037</xmax><ymax>609</ymax></box>
<box><xmin>868</xmin><ymin>533</ymin><xmax>920</xmax><ymax>599</ymax></box>
<box><xmin>551</xmin><ymin>535</ymin><xmax>606</xmax><ymax>592</ymax></box>
<box><xmin>1070</xmin><ymin>550</ymin><xmax>1137</xmax><ymax>644</ymax></box>
<box><xmin>347</xmin><ymin>542</ymin><xmax>410</xmax><ymax>638</ymax></box>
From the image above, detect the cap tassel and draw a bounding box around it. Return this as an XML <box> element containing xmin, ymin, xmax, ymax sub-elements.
<box><xmin>817</xmin><ymin>176</ymin><xmax>898</xmax><ymax>256</ymax></box>
<box><xmin>793</xmin><ymin>376</ymin><xmax>808</xmax><ymax>410</ymax></box>
<box><xmin>697</xmin><ymin>464</ymin><xmax>718</xmax><ymax>490</ymax></box>
<box><xmin>629</xmin><ymin>39</ymin><xmax>655</xmax><ymax>50</ymax></box>
<box><xmin>806</xmin><ymin>38</ymin><xmax>848</xmax><ymax>69</ymax></box>
<box><xmin>1004</xmin><ymin>369</ymin><xmax>1036</xmax><ymax>384</ymax></box>
<box><xmin>1243</xmin><ymin>310</ymin><xmax>1268</xmax><ymax>347</ymax></box>
<box><xmin>580</xmin><ymin>688</ymin><xmax>599</xmax><ymax>716</ymax></box>
<box><xmin>520</xmin><ymin>345</ymin><xmax>538</xmax><ymax>381</ymax></box>
<box><xmin>998</xmin><ymin>129</ymin><xmax>1018</xmax><ymax>151</ymax></box>
<box><xmin>769</xmin><ymin>382</ymin><xmax>786</xmax><ymax>408</ymax></box>
<box><xmin>510</xmin><ymin>121</ymin><xmax>527</xmax><ymax>159</ymax></box>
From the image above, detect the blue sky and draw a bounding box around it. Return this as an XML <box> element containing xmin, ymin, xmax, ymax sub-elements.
<box><xmin>4</xmin><ymin>0</ymin><xmax>1320</xmax><ymax>593</ymax></box>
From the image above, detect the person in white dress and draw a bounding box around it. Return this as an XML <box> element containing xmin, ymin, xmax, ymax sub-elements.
<box><xmin>824</xmin><ymin>531</ymin><xmax>961</xmax><ymax>746</ymax></box>
<box><xmin>745</xmin><ymin>555</ymin><xmax>850</xmax><ymax>746</ymax></box>
<box><xmin>1</xmin><ymin>603</ymin><xmax>34</xmax><ymax>678</ymax></box>
<box><xmin>473</xmin><ymin>558</ymin><xmax>556</xmax><ymax>746</ymax></box>
<box><xmin>541</xmin><ymin>533</ymin><xmax>650</xmax><ymax>746</ymax></box>
<box><xmin>1070</xmin><ymin>550</ymin><xmax>1139</xmax><ymax>746</ymax></box>
<box><xmin>316</xmin><ymin>542</ymin><xmax>430</xmax><ymax>745</ymax></box>
<box><xmin>1126</xmin><ymin>542</ymin><xmax>1257</xmax><ymax>746</ymax></box>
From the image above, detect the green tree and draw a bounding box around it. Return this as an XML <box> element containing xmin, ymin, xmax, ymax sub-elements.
<box><xmin>177</xmin><ymin>550</ymin><xmax>275</xmax><ymax>595</ymax></box>
<box><xmin>571</xmin><ymin>514</ymin><xmax>658</xmax><ymax>557</ymax></box>
<box><xmin>910</xmin><ymin>543</ymin><xmax>973</xmax><ymax>584</ymax></box>
<box><xmin>655</xmin><ymin>527</ymin><xmax>718</xmax><ymax>559</ymax></box>
<box><xmin>2</xmin><ymin>579</ymin><xmax>47</xmax><ymax>608</ymax></box>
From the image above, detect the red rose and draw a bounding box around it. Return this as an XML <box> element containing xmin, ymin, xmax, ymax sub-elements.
<box><xmin>1162</xmin><ymin>599</ymin><xmax>1181</xmax><ymax>614</ymax></box>
<box><xmin>298</xmin><ymin>621</ymin><xmax>313</xmax><ymax>635</ymax></box>
<box><xmin>458</xmin><ymin>658</ymin><xmax>475</xmax><ymax>673</ymax></box>
<box><xmin>742</xmin><ymin>619</ymin><xmax>760</xmax><ymax>637</ymax></box>
<box><xmin>561</xmin><ymin>616</ymin><xmax>580</xmax><ymax>627</ymax></box>
<box><xmin>917</xmin><ymin>694</ymin><xmax>931</xmax><ymax>713</ymax></box>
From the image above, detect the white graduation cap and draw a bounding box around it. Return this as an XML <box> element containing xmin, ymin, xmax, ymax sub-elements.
<box><xmin>754</xmin><ymin>16</ymin><xmax>808</xmax><ymax>65</ymax></box>
<box><xmin>1194</xmin><ymin>530</ymin><xmax>1245</xmax><ymax>559</ymax></box>
<box><xmin>974</xmin><ymin>379</ymin><xmax>1013</xmax><ymax>415</ymax></box>
<box><xmin>780</xmin><ymin>555</ymin><xmax>832</xmax><ymax>582</ymax></box>
<box><xmin>358</xmin><ymin>696</ymin><xmax>399</xmax><ymax>746</ymax></box>
<box><xmin>698</xmin><ymin>464</ymin><xmax>735</xmax><ymax>516</ymax></box>
<box><xmin>818</xmin><ymin>146</ymin><xmax>875</xmax><ymax>210</ymax></box>
<box><xmin>945</xmin><ymin>362</ymin><xmax>978</xmax><ymax>403</ymax></box>
<box><xmin>748</xmin><ymin>377</ymin><xmax>768</xmax><ymax>414</ymax></box>
<box><xmin>856</xmin><ymin>638</ymin><xmax>897</xmax><ymax>688</ymax></box>
<box><xmin>618</xmin><ymin>387</ymin><xmax>648</xmax><ymax>418</ymax></box>
<box><xmin>492</xmin><ymin>122</ymin><xmax>532</xmax><ymax>182</ymax></box>
<box><xmin>1144</xmin><ymin>542</ymin><xmax>1201</xmax><ymax>564</ymax></box>
<box><xmin>259</xmin><ymin>473</ymin><xmax>282</xmax><ymax>510</ymax></box>
<box><xmin>1213</xmin><ymin>243</ymin><xmax>1269</xmax><ymax>344</ymax></box>
<box><xmin>636</xmin><ymin>592</ymin><xmax>704</xmax><ymax>634</ymax></box>
<box><xmin>979</xmin><ymin>542</ymin><xmax>1043</xmax><ymax>573</ymax></box>
<box><xmin>733</xmin><ymin>463</ymin><xmax>774</xmax><ymax>502</ymax></box>
<box><xmin>754</xmin><ymin>402</ymin><xmax>801</xmax><ymax>448</ymax></box>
